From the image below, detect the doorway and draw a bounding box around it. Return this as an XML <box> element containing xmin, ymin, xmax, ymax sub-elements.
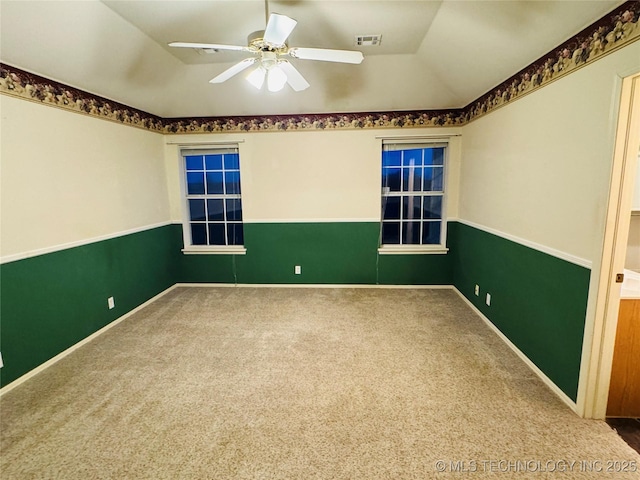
<box><xmin>579</xmin><ymin>71</ymin><xmax>640</xmax><ymax>421</ymax></box>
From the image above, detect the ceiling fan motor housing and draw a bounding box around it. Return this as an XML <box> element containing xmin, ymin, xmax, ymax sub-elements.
<box><xmin>248</xmin><ymin>30</ymin><xmax>287</xmax><ymax>53</ymax></box>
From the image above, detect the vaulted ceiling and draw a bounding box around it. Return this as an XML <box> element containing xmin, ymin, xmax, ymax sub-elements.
<box><xmin>0</xmin><ymin>0</ymin><xmax>625</xmax><ymax>118</ymax></box>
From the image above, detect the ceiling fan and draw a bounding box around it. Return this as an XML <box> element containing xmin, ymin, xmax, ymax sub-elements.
<box><xmin>168</xmin><ymin>2</ymin><xmax>364</xmax><ymax>92</ymax></box>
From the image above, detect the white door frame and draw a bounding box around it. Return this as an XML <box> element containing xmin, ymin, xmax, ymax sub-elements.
<box><xmin>577</xmin><ymin>71</ymin><xmax>640</xmax><ymax>419</ymax></box>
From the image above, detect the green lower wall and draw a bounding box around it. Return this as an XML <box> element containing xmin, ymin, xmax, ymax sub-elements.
<box><xmin>0</xmin><ymin>221</ymin><xmax>452</xmax><ymax>388</ymax></box>
<box><xmin>377</xmin><ymin>254</ymin><xmax>452</xmax><ymax>285</ymax></box>
<box><xmin>239</xmin><ymin>223</ymin><xmax>379</xmax><ymax>284</ymax></box>
<box><xmin>2</xmin><ymin>220</ymin><xmax>591</xmax><ymax>401</ymax></box>
<box><xmin>175</xmin><ymin>222</ymin><xmax>453</xmax><ymax>285</ymax></box>
<box><xmin>448</xmin><ymin>222</ymin><xmax>591</xmax><ymax>401</ymax></box>
<box><xmin>0</xmin><ymin>225</ymin><xmax>179</xmax><ymax>387</ymax></box>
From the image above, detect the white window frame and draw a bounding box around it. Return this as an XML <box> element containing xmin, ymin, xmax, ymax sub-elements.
<box><xmin>179</xmin><ymin>145</ymin><xmax>246</xmax><ymax>255</ymax></box>
<box><xmin>378</xmin><ymin>139</ymin><xmax>449</xmax><ymax>255</ymax></box>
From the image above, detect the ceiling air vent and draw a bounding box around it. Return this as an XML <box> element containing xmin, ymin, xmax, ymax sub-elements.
<box><xmin>355</xmin><ymin>35</ymin><xmax>382</xmax><ymax>46</ymax></box>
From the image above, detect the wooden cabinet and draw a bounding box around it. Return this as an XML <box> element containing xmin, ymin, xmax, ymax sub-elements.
<box><xmin>607</xmin><ymin>299</ymin><xmax>640</xmax><ymax>417</ymax></box>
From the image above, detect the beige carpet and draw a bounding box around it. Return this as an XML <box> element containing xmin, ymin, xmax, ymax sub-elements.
<box><xmin>1</xmin><ymin>287</ymin><xmax>639</xmax><ymax>479</ymax></box>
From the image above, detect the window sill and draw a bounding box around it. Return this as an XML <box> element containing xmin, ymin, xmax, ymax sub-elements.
<box><xmin>182</xmin><ymin>246</ymin><xmax>247</xmax><ymax>255</ymax></box>
<box><xmin>378</xmin><ymin>246</ymin><xmax>449</xmax><ymax>255</ymax></box>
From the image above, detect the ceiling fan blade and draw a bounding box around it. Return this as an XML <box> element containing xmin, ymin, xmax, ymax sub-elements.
<box><xmin>278</xmin><ymin>61</ymin><xmax>310</xmax><ymax>92</ymax></box>
<box><xmin>263</xmin><ymin>13</ymin><xmax>297</xmax><ymax>46</ymax></box>
<box><xmin>169</xmin><ymin>42</ymin><xmax>249</xmax><ymax>52</ymax></box>
<box><xmin>210</xmin><ymin>58</ymin><xmax>257</xmax><ymax>83</ymax></box>
<box><xmin>289</xmin><ymin>47</ymin><xmax>364</xmax><ymax>64</ymax></box>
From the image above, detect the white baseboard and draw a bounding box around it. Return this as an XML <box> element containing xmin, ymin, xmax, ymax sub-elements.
<box><xmin>1</xmin><ymin>283</ymin><xmax>448</xmax><ymax>394</ymax></box>
<box><xmin>175</xmin><ymin>283</ymin><xmax>454</xmax><ymax>289</ymax></box>
<box><xmin>452</xmin><ymin>287</ymin><xmax>578</xmax><ymax>413</ymax></box>
<box><xmin>0</xmin><ymin>284</ymin><xmax>178</xmax><ymax>397</ymax></box>
<box><xmin>2</xmin><ymin>282</ymin><xmax>577</xmax><ymax>415</ymax></box>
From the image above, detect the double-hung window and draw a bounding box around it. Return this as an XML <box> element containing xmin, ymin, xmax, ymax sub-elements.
<box><xmin>181</xmin><ymin>146</ymin><xmax>245</xmax><ymax>253</ymax></box>
<box><xmin>380</xmin><ymin>141</ymin><xmax>447</xmax><ymax>253</ymax></box>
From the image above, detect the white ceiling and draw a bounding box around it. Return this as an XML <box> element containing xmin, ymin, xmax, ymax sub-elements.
<box><xmin>0</xmin><ymin>0</ymin><xmax>624</xmax><ymax>118</ymax></box>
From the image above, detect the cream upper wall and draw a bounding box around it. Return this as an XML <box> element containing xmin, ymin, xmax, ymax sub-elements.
<box><xmin>0</xmin><ymin>95</ymin><xmax>170</xmax><ymax>259</ymax></box>
<box><xmin>165</xmin><ymin>129</ymin><xmax>461</xmax><ymax>224</ymax></box>
<box><xmin>459</xmin><ymin>42</ymin><xmax>640</xmax><ymax>262</ymax></box>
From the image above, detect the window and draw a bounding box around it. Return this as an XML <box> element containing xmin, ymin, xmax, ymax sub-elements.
<box><xmin>181</xmin><ymin>147</ymin><xmax>245</xmax><ymax>253</ymax></box>
<box><xmin>380</xmin><ymin>141</ymin><xmax>447</xmax><ymax>253</ymax></box>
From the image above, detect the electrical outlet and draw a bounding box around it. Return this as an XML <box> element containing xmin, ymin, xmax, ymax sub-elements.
<box><xmin>108</xmin><ymin>296</ymin><xmax>115</xmax><ymax>309</ymax></box>
<box><xmin>486</xmin><ymin>293</ymin><xmax>491</xmax><ymax>306</ymax></box>
<box><xmin>475</xmin><ymin>284</ymin><xmax>480</xmax><ymax>296</ymax></box>
<box><xmin>294</xmin><ymin>265</ymin><xmax>301</xmax><ymax>275</ymax></box>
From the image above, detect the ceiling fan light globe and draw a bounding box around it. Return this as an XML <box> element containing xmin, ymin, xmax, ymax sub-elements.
<box><xmin>246</xmin><ymin>67</ymin><xmax>266</xmax><ymax>89</ymax></box>
<box><xmin>267</xmin><ymin>66</ymin><xmax>287</xmax><ymax>92</ymax></box>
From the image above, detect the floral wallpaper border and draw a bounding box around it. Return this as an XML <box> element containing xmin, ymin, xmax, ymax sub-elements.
<box><xmin>0</xmin><ymin>65</ymin><xmax>165</xmax><ymax>132</ymax></box>
<box><xmin>1</xmin><ymin>1</ymin><xmax>638</xmax><ymax>134</ymax></box>
<box><xmin>461</xmin><ymin>0</ymin><xmax>640</xmax><ymax>122</ymax></box>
